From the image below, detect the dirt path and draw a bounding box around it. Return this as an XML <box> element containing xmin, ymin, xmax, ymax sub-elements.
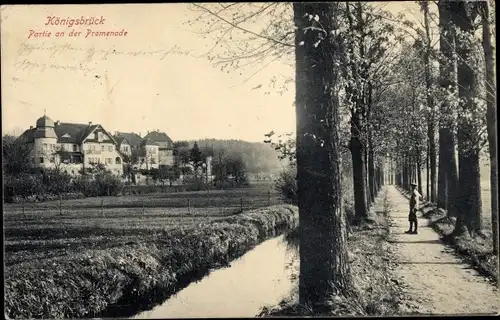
<box><xmin>385</xmin><ymin>186</ymin><xmax>500</xmax><ymax>315</ymax></box>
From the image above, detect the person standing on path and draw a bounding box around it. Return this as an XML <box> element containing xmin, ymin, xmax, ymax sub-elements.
<box><xmin>405</xmin><ymin>182</ymin><xmax>421</xmax><ymax>234</ymax></box>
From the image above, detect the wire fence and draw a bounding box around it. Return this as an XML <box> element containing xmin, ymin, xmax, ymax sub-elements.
<box><xmin>4</xmin><ymin>190</ymin><xmax>286</xmax><ymax>220</ymax></box>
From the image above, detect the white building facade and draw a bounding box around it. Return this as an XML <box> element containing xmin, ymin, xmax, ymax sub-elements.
<box><xmin>19</xmin><ymin>115</ymin><xmax>124</xmax><ymax>176</ymax></box>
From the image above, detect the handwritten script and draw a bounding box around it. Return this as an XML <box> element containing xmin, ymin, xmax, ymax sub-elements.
<box><xmin>13</xmin><ymin>42</ymin><xmax>194</xmax><ymax>73</ymax></box>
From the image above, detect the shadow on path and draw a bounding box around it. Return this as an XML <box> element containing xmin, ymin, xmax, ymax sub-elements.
<box><xmin>388</xmin><ymin>239</ymin><xmax>442</xmax><ymax>245</ymax></box>
<box><xmin>397</xmin><ymin>261</ymin><xmax>464</xmax><ymax>266</ymax></box>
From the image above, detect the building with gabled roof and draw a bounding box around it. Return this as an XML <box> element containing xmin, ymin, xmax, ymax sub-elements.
<box><xmin>143</xmin><ymin>130</ymin><xmax>174</xmax><ymax>167</ymax></box>
<box><xmin>114</xmin><ymin>130</ymin><xmax>174</xmax><ymax>170</ymax></box>
<box><xmin>19</xmin><ymin>115</ymin><xmax>125</xmax><ymax>176</ymax></box>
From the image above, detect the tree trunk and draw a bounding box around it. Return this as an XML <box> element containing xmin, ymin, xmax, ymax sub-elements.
<box><xmin>364</xmin><ymin>147</ymin><xmax>372</xmax><ymax>204</ymax></box>
<box><xmin>450</xmin><ymin>1</ymin><xmax>483</xmax><ymax>236</ymax></box>
<box><xmin>480</xmin><ymin>0</ymin><xmax>498</xmax><ymax>253</ymax></box>
<box><xmin>294</xmin><ymin>2</ymin><xmax>355</xmax><ymax>311</ymax></box>
<box><xmin>438</xmin><ymin>0</ymin><xmax>460</xmax><ymax>218</ymax></box>
<box><xmin>351</xmin><ymin>136</ymin><xmax>369</xmax><ymax>222</ymax></box>
<box><xmin>416</xmin><ymin>153</ymin><xmax>423</xmax><ymax>197</ymax></box>
<box><xmin>402</xmin><ymin>156</ymin><xmax>405</xmax><ymax>188</ymax></box>
<box><xmin>444</xmin><ymin>129</ymin><xmax>459</xmax><ymax>217</ymax></box>
<box><xmin>368</xmin><ymin>141</ymin><xmax>375</xmax><ymax>202</ymax></box>
<box><xmin>422</xmin><ymin>1</ymin><xmax>437</xmax><ymax>203</ymax></box>
<box><xmin>437</xmin><ymin>130</ymin><xmax>448</xmax><ymax>209</ymax></box>
<box><xmin>426</xmin><ymin>142</ymin><xmax>430</xmax><ymax>200</ymax></box>
<box><xmin>457</xmin><ymin>148</ymin><xmax>483</xmax><ymax>234</ymax></box>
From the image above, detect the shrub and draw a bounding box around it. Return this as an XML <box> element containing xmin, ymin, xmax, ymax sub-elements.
<box><xmin>74</xmin><ymin>172</ymin><xmax>123</xmax><ymax>197</ymax></box>
<box><xmin>274</xmin><ymin>166</ymin><xmax>297</xmax><ymax>204</ymax></box>
<box><xmin>41</xmin><ymin>169</ymin><xmax>73</xmax><ymax>195</ymax></box>
<box><xmin>274</xmin><ymin>164</ymin><xmax>355</xmax><ymax>220</ymax></box>
<box><xmin>183</xmin><ymin>175</ymin><xmax>211</xmax><ymax>191</ymax></box>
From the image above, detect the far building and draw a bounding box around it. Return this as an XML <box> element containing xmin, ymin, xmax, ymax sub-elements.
<box><xmin>113</xmin><ymin>130</ymin><xmax>174</xmax><ymax>170</ymax></box>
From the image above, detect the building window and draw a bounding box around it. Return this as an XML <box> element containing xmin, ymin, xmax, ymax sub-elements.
<box><xmin>108</xmin><ymin>146</ymin><xmax>113</xmax><ymax>152</ymax></box>
<box><xmin>116</xmin><ymin>157</ymin><xmax>121</xmax><ymax>164</ymax></box>
<box><xmin>39</xmin><ymin>157</ymin><xmax>44</xmax><ymax>163</ymax></box>
<box><xmin>151</xmin><ymin>158</ymin><xmax>156</xmax><ymax>164</ymax></box>
<box><xmin>50</xmin><ymin>156</ymin><xmax>55</xmax><ymax>163</ymax></box>
<box><xmin>73</xmin><ymin>144</ymin><xmax>78</xmax><ymax>152</ymax></box>
<box><xmin>106</xmin><ymin>158</ymin><xmax>112</xmax><ymax>164</ymax></box>
<box><xmin>124</xmin><ymin>146</ymin><xmax>129</xmax><ymax>153</ymax></box>
<box><xmin>94</xmin><ymin>132</ymin><xmax>98</xmax><ymax>140</ymax></box>
<box><xmin>43</xmin><ymin>143</ymin><xmax>48</xmax><ymax>150</ymax></box>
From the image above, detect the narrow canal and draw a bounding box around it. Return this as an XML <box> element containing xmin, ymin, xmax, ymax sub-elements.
<box><xmin>132</xmin><ymin>235</ymin><xmax>298</xmax><ymax>318</ymax></box>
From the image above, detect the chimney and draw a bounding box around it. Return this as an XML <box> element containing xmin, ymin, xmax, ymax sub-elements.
<box><xmin>30</xmin><ymin>126</ymin><xmax>33</xmax><ymax>130</ymax></box>
<box><xmin>88</xmin><ymin>121</ymin><xmax>92</xmax><ymax>126</ymax></box>
<box><xmin>56</xmin><ymin>120</ymin><xmax>60</xmax><ymax>126</ymax></box>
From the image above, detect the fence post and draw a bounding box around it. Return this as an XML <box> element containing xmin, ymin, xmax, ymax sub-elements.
<box><xmin>268</xmin><ymin>190</ymin><xmax>271</xmax><ymax>206</ymax></box>
<box><xmin>101</xmin><ymin>199</ymin><xmax>104</xmax><ymax>216</ymax></box>
<box><xmin>142</xmin><ymin>199</ymin><xmax>145</xmax><ymax>215</ymax></box>
<box><xmin>59</xmin><ymin>194</ymin><xmax>62</xmax><ymax>215</ymax></box>
<box><xmin>240</xmin><ymin>197</ymin><xmax>243</xmax><ymax>213</ymax></box>
<box><xmin>188</xmin><ymin>198</ymin><xmax>191</xmax><ymax>215</ymax></box>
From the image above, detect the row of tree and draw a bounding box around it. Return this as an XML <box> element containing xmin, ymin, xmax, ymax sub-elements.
<box><xmin>189</xmin><ymin>0</ymin><xmax>497</xmax><ymax>313</ymax></box>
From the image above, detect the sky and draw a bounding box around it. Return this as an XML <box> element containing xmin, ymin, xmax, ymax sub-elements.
<box><xmin>1</xmin><ymin>2</ymin><xmax>423</xmax><ymax>142</ymax></box>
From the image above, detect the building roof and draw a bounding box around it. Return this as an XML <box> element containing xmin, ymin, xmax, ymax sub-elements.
<box><xmin>143</xmin><ymin>131</ymin><xmax>173</xmax><ymax>148</ymax></box>
<box><xmin>56</xmin><ymin>123</ymin><xmax>99</xmax><ymax>144</ymax></box>
<box><xmin>114</xmin><ymin>136</ymin><xmax>127</xmax><ymax>146</ymax></box>
<box><xmin>114</xmin><ymin>132</ymin><xmax>143</xmax><ymax>147</ymax></box>
<box><xmin>36</xmin><ymin>115</ymin><xmax>55</xmax><ymax>128</ymax></box>
<box><xmin>140</xmin><ymin>138</ymin><xmax>159</xmax><ymax>147</ymax></box>
<box><xmin>19</xmin><ymin>122</ymin><xmax>100</xmax><ymax>144</ymax></box>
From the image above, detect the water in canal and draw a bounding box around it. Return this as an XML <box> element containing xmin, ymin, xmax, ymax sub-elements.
<box><xmin>132</xmin><ymin>235</ymin><xmax>298</xmax><ymax>318</ymax></box>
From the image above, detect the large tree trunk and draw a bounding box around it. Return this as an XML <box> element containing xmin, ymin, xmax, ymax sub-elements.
<box><xmin>364</xmin><ymin>148</ymin><xmax>372</xmax><ymax>204</ymax></box>
<box><xmin>422</xmin><ymin>1</ymin><xmax>437</xmax><ymax>203</ymax></box>
<box><xmin>443</xmin><ymin>129</ymin><xmax>459</xmax><ymax>217</ymax></box>
<box><xmin>457</xmin><ymin>147</ymin><xmax>483</xmax><ymax>234</ymax></box>
<box><xmin>437</xmin><ymin>131</ymin><xmax>447</xmax><ymax>209</ymax></box>
<box><xmin>368</xmin><ymin>139</ymin><xmax>376</xmax><ymax>202</ymax></box>
<box><xmin>438</xmin><ymin>0</ymin><xmax>460</xmax><ymax>218</ymax></box>
<box><xmin>450</xmin><ymin>1</ymin><xmax>483</xmax><ymax>237</ymax></box>
<box><xmin>351</xmin><ymin>135</ymin><xmax>369</xmax><ymax>222</ymax></box>
<box><xmin>480</xmin><ymin>0</ymin><xmax>498</xmax><ymax>253</ymax></box>
<box><xmin>426</xmin><ymin>142</ymin><xmax>430</xmax><ymax>200</ymax></box>
<box><xmin>294</xmin><ymin>2</ymin><xmax>354</xmax><ymax>311</ymax></box>
<box><xmin>416</xmin><ymin>152</ymin><xmax>423</xmax><ymax>197</ymax></box>
<box><xmin>404</xmin><ymin>153</ymin><xmax>410</xmax><ymax>191</ymax></box>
